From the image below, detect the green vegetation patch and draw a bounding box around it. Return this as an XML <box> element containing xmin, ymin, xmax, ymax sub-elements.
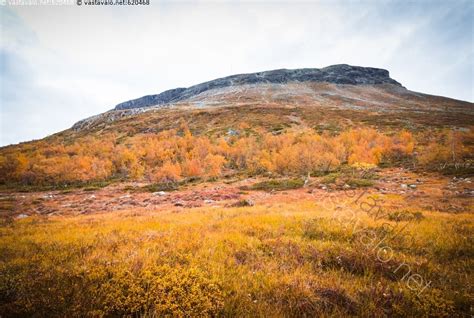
<box><xmin>320</xmin><ymin>168</ymin><xmax>377</xmax><ymax>187</ymax></box>
<box><xmin>242</xmin><ymin>178</ymin><xmax>305</xmax><ymax>191</ymax></box>
<box><xmin>346</xmin><ymin>178</ymin><xmax>374</xmax><ymax>188</ymax></box>
<box><xmin>387</xmin><ymin>210</ymin><xmax>425</xmax><ymax>222</ymax></box>
<box><xmin>125</xmin><ymin>182</ymin><xmax>181</xmax><ymax>193</ymax></box>
<box><xmin>0</xmin><ymin>180</ymin><xmax>113</xmax><ymax>193</ymax></box>
<box><xmin>321</xmin><ymin>172</ymin><xmax>340</xmax><ymax>184</ymax></box>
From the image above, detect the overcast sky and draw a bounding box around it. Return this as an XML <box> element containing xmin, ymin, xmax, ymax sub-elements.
<box><xmin>1</xmin><ymin>0</ymin><xmax>473</xmax><ymax>146</ymax></box>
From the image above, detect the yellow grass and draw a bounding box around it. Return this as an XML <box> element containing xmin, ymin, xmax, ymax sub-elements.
<box><xmin>0</xmin><ymin>196</ymin><xmax>472</xmax><ymax>317</ymax></box>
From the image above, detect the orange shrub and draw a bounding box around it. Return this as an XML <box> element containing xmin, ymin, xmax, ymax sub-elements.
<box><xmin>114</xmin><ymin>147</ymin><xmax>144</xmax><ymax>179</ymax></box>
<box><xmin>204</xmin><ymin>154</ymin><xmax>226</xmax><ymax>177</ymax></box>
<box><xmin>154</xmin><ymin>161</ymin><xmax>182</xmax><ymax>183</ymax></box>
<box><xmin>181</xmin><ymin>158</ymin><xmax>204</xmax><ymax>178</ymax></box>
<box><xmin>2</xmin><ymin>123</ymin><xmax>470</xmax><ymax>186</ymax></box>
<box><xmin>418</xmin><ymin>129</ymin><xmax>469</xmax><ymax>169</ymax></box>
<box><xmin>390</xmin><ymin>130</ymin><xmax>414</xmax><ymax>158</ymax></box>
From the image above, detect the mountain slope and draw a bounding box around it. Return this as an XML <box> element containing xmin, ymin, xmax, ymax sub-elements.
<box><xmin>113</xmin><ymin>64</ymin><xmax>403</xmax><ymax>110</ymax></box>
<box><xmin>71</xmin><ymin>64</ymin><xmax>473</xmax><ymax>134</ymax></box>
<box><xmin>1</xmin><ymin>64</ymin><xmax>473</xmax><ymax>188</ymax></box>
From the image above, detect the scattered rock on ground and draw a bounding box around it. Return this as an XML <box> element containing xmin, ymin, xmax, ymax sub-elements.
<box><xmin>174</xmin><ymin>200</ymin><xmax>185</xmax><ymax>207</ymax></box>
<box><xmin>232</xmin><ymin>199</ymin><xmax>255</xmax><ymax>207</ymax></box>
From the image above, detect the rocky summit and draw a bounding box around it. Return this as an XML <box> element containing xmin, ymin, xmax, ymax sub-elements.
<box><xmin>114</xmin><ymin>64</ymin><xmax>403</xmax><ymax>110</ymax></box>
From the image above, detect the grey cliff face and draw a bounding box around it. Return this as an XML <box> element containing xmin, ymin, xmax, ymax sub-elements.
<box><xmin>114</xmin><ymin>64</ymin><xmax>403</xmax><ymax>110</ymax></box>
<box><xmin>114</xmin><ymin>88</ymin><xmax>186</xmax><ymax>111</ymax></box>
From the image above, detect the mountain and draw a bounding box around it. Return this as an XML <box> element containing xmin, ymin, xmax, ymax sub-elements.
<box><xmin>71</xmin><ymin>64</ymin><xmax>473</xmax><ymax>133</ymax></box>
<box><xmin>113</xmin><ymin>64</ymin><xmax>403</xmax><ymax>110</ymax></box>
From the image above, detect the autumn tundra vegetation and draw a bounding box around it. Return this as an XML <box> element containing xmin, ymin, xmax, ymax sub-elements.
<box><xmin>0</xmin><ymin>125</ymin><xmax>471</xmax><ymax>187</ymax></box>
<box><xmin>0</xmin><ymin>122</ymin><xmax>473</xmax><ymax>317</ymax></box>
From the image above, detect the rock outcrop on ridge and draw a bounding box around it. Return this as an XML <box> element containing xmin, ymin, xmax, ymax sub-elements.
<box><xmin>114</xmin><ymin>64</ymin><xmax>402</xmax><ymax>110</ymax></box>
